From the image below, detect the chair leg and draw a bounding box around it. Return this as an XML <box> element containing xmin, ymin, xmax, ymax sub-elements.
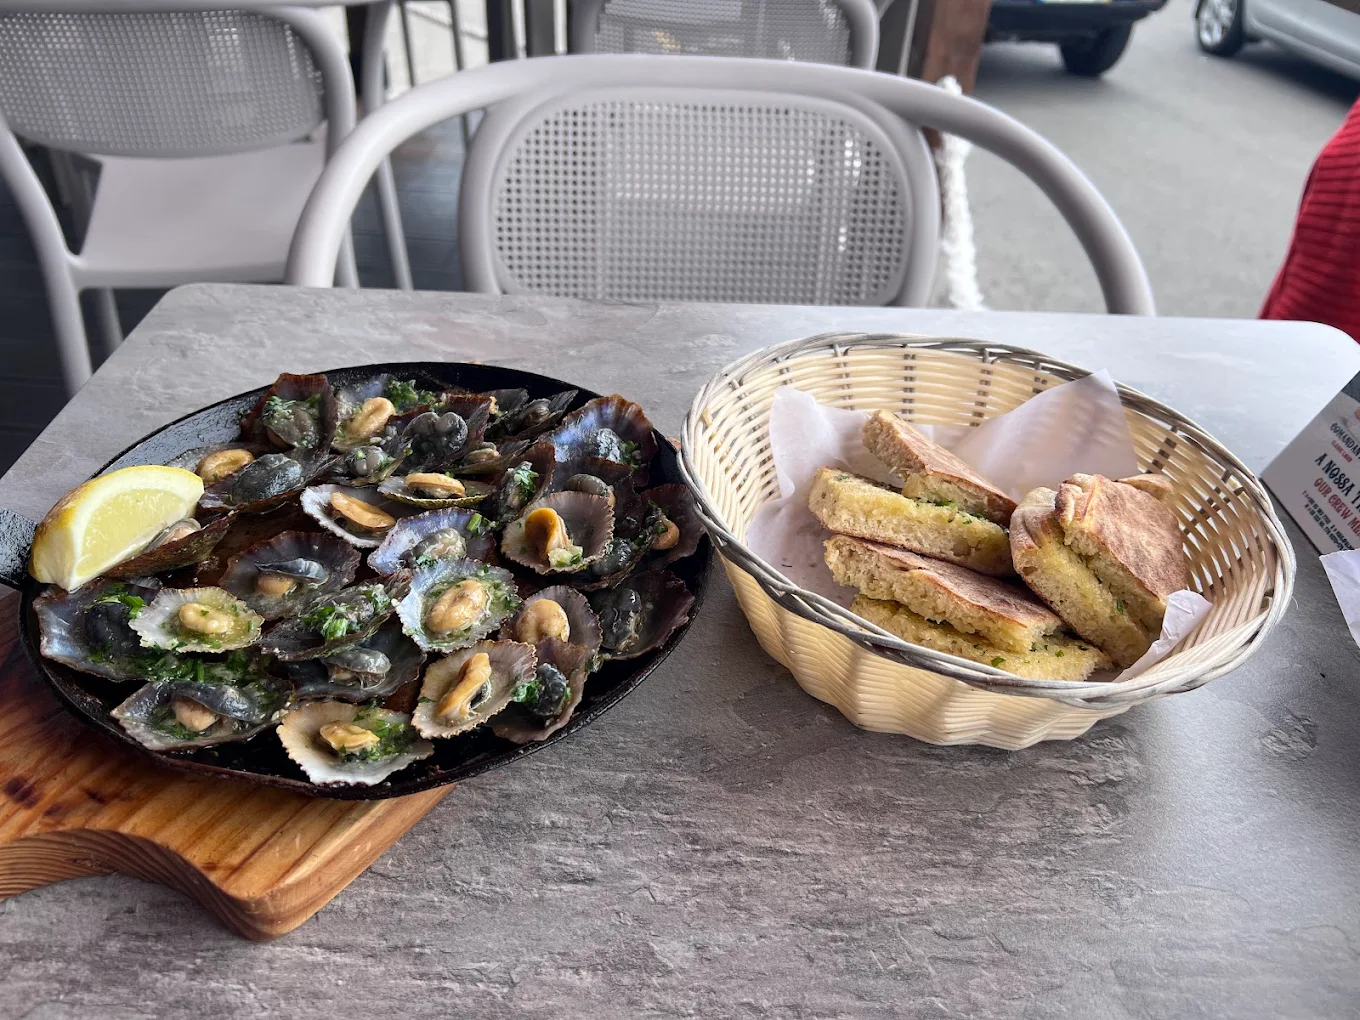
<box><xmin>337</xmin><ymin>230</ymin><xmax>361</xmax><ymax>289</ymax></box>
<box><xmin>398</xmin><ymin>1</ymin><xmax>419</xmax><ymax>87</ymax></box>
<box><xmin>375</xmin><ymin>156</ymin><xmax>413</xmax><ymax>290</ymax></box>
<box><xmin>447</xmin><ymin>0</ymin><xmax>472</xmax><ymax>147</ymax></box>
<box><xmin>47</xmin><ymin>280</ymin><xmax>93</xmax><ymax>396</ymax></box>
<box><xmin>92</xmin><ymin>288</ymin><xmax>123</xmax><ymax>358</ymax></box>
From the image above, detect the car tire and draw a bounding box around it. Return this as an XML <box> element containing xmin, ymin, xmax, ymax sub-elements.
<box><xmin>1195</xmin><ymin>0</ymin><xmax>1246</xmax><ymax>57</ymax></box>
<box><xmin>1059</xmin><ymin>25</ymin><xmax>1134</xmax><ymax>77</ymax></box>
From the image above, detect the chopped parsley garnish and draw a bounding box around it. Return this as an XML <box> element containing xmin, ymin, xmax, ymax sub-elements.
<box><xmin>1114</xmin><ymin>599</ymin><xmax>1126</xmax><ymax>614</ymax></box>
<box><xmin>338</xmin><ymin>712</ymin><xmax>416</xmax><ymax>763</ymax></box>
<box><xmin>93</xmin><ymin>591</ymin><xmax>147</xmax><ymax>619</ymax></box>
<box><xmin>158</xmin><ymin>720</ymin><xmax>212</xmax><ymax>742</ymax></box>
<box><xmin>991</xmin><ymin>656</ymin><xmax>1006</xmax><ymax>667</ymax></box>
<box><xmin>465</xmin><ymin>512</ymin><xmax>489</xmax><ymax>536</ymax></box>
<box><xmin>617</xmin><ymin>439</ymin><xmax>641</xmax><ymax>468</ymax></box>
<box><xmin>304</xmin><ymin>604</ymin><xmax>355</xmax><ymax>642</ymax></box>
<box><xmin>1055</xmin><ymin>650</ymin><xmax>1065</xmax><ymax>658</ymax></box>
<box><xmin>547</xmin><ymin>547</ymin><xmax>584</xmax><ymax>570</ymax></box>
<box><xmin>261</xmin><ymin>394</ymin><xmax>321</xmax><ymax>447</ymax></box>
<box><xmin>508</xmin><ymin>462</ymin><xmax>539</xmax><ymax>499</ymax></box>
<box><xmin>511</xmin><ymin>675</ymin><xmax>540</xmax><ymax>703</ymax></box>
<box><xmin>384</xmin><ymin>378</ymin><xmax>439</xmax><ymax>413</ymax></box>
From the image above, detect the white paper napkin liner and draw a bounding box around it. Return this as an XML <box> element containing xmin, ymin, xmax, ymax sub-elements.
<box><xmin>748</xmin><ymin>380</ymin><xmax>1212</xmax><ymax>682</ymax></box>
<box><xmin>1321</xmin><ymin>549</ymin><xmax>1360</xmax><ymax>649</ymax></box>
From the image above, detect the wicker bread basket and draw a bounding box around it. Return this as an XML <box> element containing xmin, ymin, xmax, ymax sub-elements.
<box><xmin>679</xmin><ymin>333</ymin><xmax>1296</xmax><ymax>749</ymax></box>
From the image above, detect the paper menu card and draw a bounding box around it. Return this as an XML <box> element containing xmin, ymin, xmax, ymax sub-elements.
<box><xmin>1264</xmin><ymin>370</ymin><xmax>1360</xmax><ymax>554</ymax></box>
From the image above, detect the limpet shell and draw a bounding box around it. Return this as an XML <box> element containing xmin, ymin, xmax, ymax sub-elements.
<box><xmin>219</xmin><ymin>530</ymin><xmax>360</xmax><ymax>619</ymax></box>
<box><xmin>500</xmin><ymin>491</ymin><xmax>614</xmax><ymax>574</ymax></box>
<box><xmin>300</xmin><ymin>484</ymin><xmax>416</xmax><ymax>549</ymax></box>
<box><xmin>411</xmin><ymin>639</ymin><xmax>536</xmax><ymax>738</ymax></box>
<box><xmin>277</xmin><ymin>702</ymin><xmax>433</xmax><ymax>786</ymax></box>
<box><xmin>129</xmin><ymin>586</ymin><xmax>263</xmax><ymax>653</ymax></box>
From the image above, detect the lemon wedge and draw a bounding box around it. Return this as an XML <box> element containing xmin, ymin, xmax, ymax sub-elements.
<box><xmin>30</xmin><ymin>465</ymin><xmax>205</xmax><ymax>590</ymax></box>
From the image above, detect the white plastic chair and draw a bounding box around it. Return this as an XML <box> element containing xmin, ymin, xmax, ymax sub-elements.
<box><xmin>287</xmin><ymin>54</ymin><xmax>1155</xmax><ymax>315</ymax></box>
<box><xmin>570</xmin><ymin>0</ymin><xmax>880</xmax><ymax>68</ymax></box>
<box><xmin>0</xmin><ymin>4</ymin><xmax>359</xmax><ymax>394</ymax></box>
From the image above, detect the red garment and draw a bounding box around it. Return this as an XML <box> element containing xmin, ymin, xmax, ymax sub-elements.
<box><xmin>1261</xmin><ymin>99</ymin><xmax>1360</xmax><ymax>343</ymax></box>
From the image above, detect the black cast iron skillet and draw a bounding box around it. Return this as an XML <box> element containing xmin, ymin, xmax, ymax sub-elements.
<box><xmin>0</xmin><ymin>363</ymin><xmax>709</xmax><ymax>801</ymax></box>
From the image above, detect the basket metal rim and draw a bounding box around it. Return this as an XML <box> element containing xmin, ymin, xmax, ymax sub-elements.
<box><xmin>678</xmin><ymin>331</ymin><xmax>1298</xmax><ymax>710</ymax></box>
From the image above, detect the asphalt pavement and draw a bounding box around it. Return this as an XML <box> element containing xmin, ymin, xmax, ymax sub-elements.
<box><xmin>969</xmin><ymin>0</ymin><xmax>1360</xmax><ymax>318</ymax></box>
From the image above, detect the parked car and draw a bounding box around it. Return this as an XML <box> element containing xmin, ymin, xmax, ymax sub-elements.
<box><xmin>1195</xmin><ymin>0</ymin><xmax>1360</xmax><ymax>81</ymax></box>
<box><xmin>987</xmin><ymin>0</ymin><xmax>1169</xmax><ymax>76</ymax></box>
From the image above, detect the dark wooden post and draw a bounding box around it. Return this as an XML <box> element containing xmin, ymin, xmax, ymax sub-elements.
<box><xmin>877</xmin><ymin>0</ymin><xmax>993</xmax><ymax>92</ymax></box>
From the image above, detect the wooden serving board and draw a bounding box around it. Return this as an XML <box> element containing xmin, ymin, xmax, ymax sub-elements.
<box><xmin>0</xmin><ymin>592</ymin><xmax>447</xmax><ymax>940</ymax></box>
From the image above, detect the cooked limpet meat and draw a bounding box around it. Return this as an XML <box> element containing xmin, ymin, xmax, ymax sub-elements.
<box><xmin>300</xmin><ymin>484</ymin><xmax>413</xmax><ymax>548</ymax></box>
<box><xmin>588</xmin><ymin>570</ymin><xmax>694</xmax><ymax>661</ymax></box>
<box><xmin>219</xmin><ymin>531</ymin><xmax>359</xmax><ymax>620</ymax></box>
<box><xmin>490</xmin><ymin>442</ymin><xmax>554</xmax><ymax>522</ymax></box>
<box><xmin>500</xmin><ymin>491</ymin><xmax>614</xmax><ymax>574</ymax></box>
<box><xmin>377</xmin><ymin>471</ymin><xmax>494</xmax><ymax>510</ymax></box>
<box><xmin>502</xmin><ymin>585</ymin><xmax>602</xmax><ymax>658</ymax></box>
<box><xmin>104</xmin><ymin>513</ymin><xmax>234</xmax><ymax>580</ymax></box>
<box><xmin>550</xmin><ymin>394</ymin><xmax>658</xmax><ymax>480</ymax></box>
<box><xmin>230</xmin><ymin>454</ymin><xmax>303</xmax><ymax>502</ymax></box>
<box><xmin>412</xmin><ymin>639</ymin><xmax>535</xmax><ymax>738</ymax></box>
<box><xmin>367</xmin><ymin>507</ymin><xmax>498</xmax><ymax>576</ymax></box>
<box><xmin>240</xmin><ymin>372</ymin><xmax>337</xmax><ymax>452</ymax></box>
<box><xmin>129</xmin><ymin>586</ymin><xmax>263</xmax><ymax>653</ymax></box>
<box><xmin>35</xmin><ymin>579</ymin><xmax>162</xmax><ymax>681</ymax></box>
<box><xmin>277</xmin><ymin>702</ymin><xmax>433</xmax><ymax>786</ymax></box>
<box><xmin>199</xmin><ymin>450</ymin><xmax>334</xmax><ymax>514</ymax></box>
<box><xmin>258</xmin><ymin>579</ymin><xmax>404</xmax><ymax>662</ymax></box>
<box><xmin>339</xmin><ymin>396</ymin><xmax>396</xmax><ymax>446</ymax></box>
<box><xmin>197</xmin><ymin>448</ymin><xmax>254</xmax><ymax>484</ymax></box>
<box><xmin>642</xmin><ymin>484</ymin><xmax>704</xmax><ymax>567</ymax></box>
<box><xmin>284</xmin><ymin>622</ymin><xmax>423</xmax><ymax>702</ymax></box>
<box><xmin>403</xmin><ymin>410</ymin><xmax>471</xmax><ymax>472</ymax></box>
<box><xmin>396</xmin><ymin>558</ymin><xmax>519</xmax><ymax>653</ymax></box>
<box><xmin>490</xmin><ymin>637</ymin><xmax>592</xmax><ymax>744</ymax></box>
<box><xmin>110</xmin><ymin>657</ymin><xmax>290</xmax><ymax>750</ymax></box>
<box><xmin>489</xmin><ymin>389</ymin><xmax>577</xmax><ymax>440</ymax></box>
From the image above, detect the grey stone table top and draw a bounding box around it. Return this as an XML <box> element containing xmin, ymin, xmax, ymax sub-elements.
<box><xmin>4</xmin><ymin>285</ymin><xmax>1360</xmax><ymax>1020</ymax></box>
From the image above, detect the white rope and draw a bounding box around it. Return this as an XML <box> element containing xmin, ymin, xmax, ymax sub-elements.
<box><xmin>934</xmin><ymin>75</ymin><xmax>986</xmax><ymax>311</ymax></box>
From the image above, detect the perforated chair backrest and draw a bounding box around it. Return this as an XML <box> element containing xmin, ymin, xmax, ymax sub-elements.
<box><xmin>288</xmin><ymin>55</ymin><xmax>1154</xmax><ymax>314</ymax></box>
<box><xmin>571</xmin><ymin>0</ymin><xmax>879</xmax><ymax>69</ymax></box>
<box><xmin>462</xmin><ymin>86</ymin><xmax>937</xmax><ymax>305</ymax></box>
<box><xmin>0</xmin><ymin>8</ymin><xmax>328</xmax><ymax>157</ymax></box>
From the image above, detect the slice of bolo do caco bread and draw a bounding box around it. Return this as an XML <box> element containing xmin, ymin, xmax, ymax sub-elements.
<box><xmin>1009</xmin><ymin>473</ymin><xmax>1188</xmax><ymax>668</ymax></box>
<box><xmin>806</xmin><ymin>412</ymin><xmax>1017</xmax><ymax>577</ymax></box>
<box><xmin>825</xmin><ymin>535</ymin><xmax>1110</xmax><ymax>680</ymax></box>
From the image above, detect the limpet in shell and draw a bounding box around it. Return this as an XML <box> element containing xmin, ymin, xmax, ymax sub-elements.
<box><xmin>395</xmin><ymin>558</ymin><xmax>520</xmax><ymax>653</ymax></box>
<box><xmin>129</xmin><ymin>586</ymin><xmax>263</xmax><ymax>653</ymax></box>
<box><xmin>500</xmin><ymin>491</ymin><xmax>614</xmax><ymax>574</ymax></box>
<box><xmin>411</xmin><ymin>639</ymin><xmax>536</xmax><ymax>738</ymax></box>
<box><xmin>219</xmin><ymin>530</ymin><xmax>360</xmax><ymax>620</ymax></box>
<box><xmin>277</xmin><ymin>702</ymin><xmax>433</xmax><ymax>786</ymax></box>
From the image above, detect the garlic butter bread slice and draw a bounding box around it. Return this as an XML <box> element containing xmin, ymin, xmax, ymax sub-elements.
<box><xmin>851</xmin><ymin>595</ymin><xmax>1111</xmax><ymax>681</ymax></box>
<box><xmin>824</xmin><ymin>535</ymin><xmax>1058</xmax><ymax>653</ymax></box>
<box><xmin>1010</xmin><ymin>478</ymin><xmax>1187</xmax><ymax>668</ymax></box>
<box><xmin>808</xmin><ymin>467</ymin><xmax>1013</xmax><ymax>577</ymax></box>
<box><xmin>862</xmin><ymin>410</ymin><xmax>1015</xmax><ymax>525</ymax></box>
<box><xmin>1053</xmin><ymin>473</ymin><xmax>1188</xmax><ymax>635</ymax></box>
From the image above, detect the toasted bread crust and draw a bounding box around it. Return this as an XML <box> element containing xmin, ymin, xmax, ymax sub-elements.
<box><xmin>1010</xmin><ymin>487</ymin><xmax>1153</xmax><ymax>668</ymax></box>
<box><xmin>851</xmin><ymin>595</ymin><xmax>1111</xmax><ymax>681</ymax></box>
<box><xmin>825</xmin><ymin>535</ymin><xmax>1058</xmax><ymax>653</ymax></box>
<box><xmin>1116</xmin><ymin>472</ymin><xmax>1175</xmax><ymax>504</ymax></box>
<box><xmin>807</xmin><ymin>467</ymin><xmax>1014</xmax><ymax>577</ymax></box>
<box><xmin>861</xmin><ymin>411</ymin><xmax>1016</xmax><ymax>525</ymax></box>
<box><xmin>1055</xmin><ymin>474</ymin><xmax>1188</xmax><ymax>607</ymax></box>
